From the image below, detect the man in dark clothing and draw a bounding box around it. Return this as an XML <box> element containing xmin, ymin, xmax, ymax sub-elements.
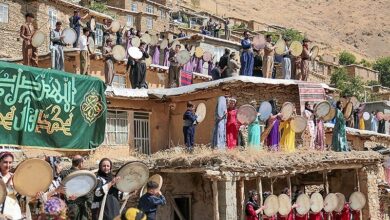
<box><xmin>178</xmin><ymin>30</ymin><xmax>186</xmax><ymax>38</ymax></box>
<box><xmin>253</xmin><ymin>49</ymin><xmax>263</xmax><ymax>77</ymax></box>
<box><xmin>211</xmin><ymin>62</ymin><xmax>222</xmax><ymax>80</ymax></box>
<box><xmin>183</xmin><ymin>101</ymin><xmax>198</xmax><ymax>152</ymax></box>
<box><xmin>219</xmin><ymin>48</ymin><xmax>230</xmax><ymax>78</ymax></box>
<box><xmin>69</xmin><ymin>10</ymin><xmax>89</xmax><ymax>48</ymax></box>
<box><xmin>60</xmin><ymin>155</ymin><xmax>93</xmax><ymax>220</ymax></box>
<box><xmin>138</xmin><ymin>181</ymin><xmax>166</xmax><ymax>220</ymax></box>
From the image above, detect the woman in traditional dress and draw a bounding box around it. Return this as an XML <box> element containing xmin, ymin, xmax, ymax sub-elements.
<box><xmin>212</xmin><ymin>96</ymin><xmax>227</xmax><ymax>149</ymax></box>
<box><xmin>125</xmin><ymin>28</ymin><xmax>135</xmax><ymax>53</ymax></box>
<box><xmin>370</xmin><ymin>111</ymin><xmax>378</xmax><ymax>132</ymax></box>
<box><xmin>315</xmin><ymin>115</ymin><xmax>325</xmax><ymax>151</ymax></box>
<box><xmin>240</xmin><ymin>31</ymin><xmax>254</xmax><ymax>76</ymax></box>
<box><xmin>279</xmin><ymin>117</ymin><xmax>295</xmax><ymax>153</ymax></box>
<box><xmin>245</xmin><ymin>190</ymin><xmax>266</xmax><ymax>220</ymax></box>
<box><xmin>151</xmin><ymin>34</ymin><xmax>160</xmax><ymax>65</ymax></box>
<box><xmin>247</xmin><ymin>100</ymin><xmax>262</xmax><ymax>150</ymax></box>
<box><xmin>332</xmin><ymin>101</ymin><xmax>349</xmax><ymax>152</ymax></box>
<box><xmin>226</xmin><ymin>98</ymin><xmax>239</xmax><ymax>149</ymax></box>
<box><xmin>266</xmin><ymin>100</ymin><xmax>281</xmax><ymax>151</ymax></box>
<box><xmin>92</xmin><ymin>158</ymin><xmax>123</xmax><ymax>220</ymax></box>
<box><xmin>0</xmin><ymin>152</ymin><xmax>22</xmax><ymax>219</ymax></box>
<box><xmin>358</xmin><ymin>112</ymin><xmax>365</xmax><ymax>130</ymax></box>
<box><xmin>278</xmin><ymin>188</ymin><xmax>297</xmax><ymax>220</ymax></box>
<box><xmin>103</xmin><ymin>38</ymin><xmax>115</xmax><ymax>86</ymax></box>
<box><xmin>261</xmin><ymin>192</ymin><xmax>276</xmax><ymax>220</ymax></box>
<box><xmin>332</xmin><ymin>202</ymin><xmax>350</xmax><ymax>220</ymax></box>
<box><xmin>182</xmin><ymin>45</ymin><xmax>194</xmax><ymax>72</ymax></box>
<box><xmin>378</xmin><ymin>118</ymin><xmax>386</xmax><ymax>134</ymax></box>
<box><xmin>302</xmin><ymin>102</ymin><xmax>316</xmax><ymax>149</ymax></box>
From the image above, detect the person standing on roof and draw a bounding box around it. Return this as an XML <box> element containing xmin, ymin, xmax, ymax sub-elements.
<box><xmin>240</xmin><ymin>31</ymin><xmax>254</xmax><ymax>76</ymax></box>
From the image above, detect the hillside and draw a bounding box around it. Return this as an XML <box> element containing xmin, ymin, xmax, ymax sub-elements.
<box><xmin>184</xmin><ymin>0</ymin><xmax>390</xmax><ymax>60</ymax></box>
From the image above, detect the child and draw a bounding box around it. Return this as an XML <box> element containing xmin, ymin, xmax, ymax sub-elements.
<box><xmin>138</xmin><ymin>181</ymin><xmax>166</xmax><ymax>220</ymax></box>
<box><xmin>183</xmin><ymin>101</ymin><xmax>198</xmax><ymax>152</ymax></box>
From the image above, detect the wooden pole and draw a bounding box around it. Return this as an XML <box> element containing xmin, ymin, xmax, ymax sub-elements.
<box><xmin>212</xmin><ymin>180</ymin><xmax>219</xmax><ymax>220</ymax></box>
<box><xmin>287</xmin><ymin>175</ymin><xmax>292</xmax><ymax>202</ymax></box>
<box><xmin>356</xmin><ymin>168</ymin><xmax>361</xmax><ymax>191</ymax></box>
<box><xmin>257</xmin><ymin>177</ymin><xmax>263</xmax><ymax>206</ymax></box>
<box><xmin>323</xmin><ymin>171</ymin><xmax>329</xmax><ymax>194</ymax></box>
<box><xmin>239</xmin><ymin>178</ymin><xmax>245</xmax><ymax>220</ymax></box>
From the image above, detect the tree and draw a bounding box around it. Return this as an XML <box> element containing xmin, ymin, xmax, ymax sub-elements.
<box><xmin>359</xmin><ymin>59</ymin><xmax>372</xmax><ymax>68</ymax></box>
<box><xmin>339</xmin><ymin>51</ymin><xmax>356</xmax><ymax>65</ymax></box>
<box><xmin>330</xmin><ymin>68</ymin><xmax>365</xmax><ymax>100</ymax></box>
<box><xmin>281</xmin><ymin>29</ymin><xmax>304</xmax><ymax>42</ymax></box>
<box><xmin>373</xmin><ymin>57</ymin><xmax>390</xmax><ymax>87</ymax></box>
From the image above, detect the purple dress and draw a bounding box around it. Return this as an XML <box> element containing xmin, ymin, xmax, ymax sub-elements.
<box><xmin>194</xmin><ymin>57</ymin><xmax>203</xmax><ymax>73</ymax></box>
<box><xmin>163</xmin><ymin>48</ymin><xmax>170</xmax><ymax>66</ymax></box>
<box><xmin>152</xmin><ymin>45</ymin><xmax>160</xmax><ymax>65</ymax></box>
<box><xmin>266</xmin><ymin>116</ymin><xmax>280</xmax><ymax>151</ymax></box>
<box><xmin>208</xmin><ymin>61</ymin><xmax>215</xmax><ymax>76</ymax></box>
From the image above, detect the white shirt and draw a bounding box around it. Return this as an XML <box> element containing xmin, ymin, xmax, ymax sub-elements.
<box><xmin>79</xmin><ymin>35</ymin><xmax>88</xmax><ymax>51</ymax></box>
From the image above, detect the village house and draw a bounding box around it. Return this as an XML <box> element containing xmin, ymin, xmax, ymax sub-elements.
<box><xmin>104</xmin><ymin>0</ymin><xmax>171</xmax><ymax>34</ymax></box>
<box><xmin>0</xmin><ymin>0</ymin><xmax>112</xmax><ymax>59</ymax></box>
<box><xmin>346</xmin><ymin>64</ymin><xmax>380</xmax><ymax>83</ymax></box>
<box><xmin>103</xmin><ymin>76</ymin><xmax>331</xmax><ymax>154</ymax></box>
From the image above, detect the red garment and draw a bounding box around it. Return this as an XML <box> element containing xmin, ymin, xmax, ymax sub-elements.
<box><xmin>332</xmin><ymin>204</ymin><xmax>350</xmax><ymax>220</ymax></box>
<box><xmin>226</xmin><ymin>108</ymin><xmax>239</xmax><ymax>149</ymax></box>
<box><xmin>295</xmin><ymin>213</ymin><xmax>308</xmax><ymax>220</ymax></box>
<box><xmin>262</xmin><ymin>215</ymin><xmax>276</xmax><ymax>220</ymax></box>
<box><xmin>322</xmin><ymin>211</ymin><xmax>331</xmax><ymax>220</ymax></box>
<box><xmin>278</xmin><ymin>210</ymin><xmax>293</xmax><ymax>220</ymax></box>
<box><xmin>245</xmin><ymin>203</ymin><xmax>259</xmax><ymax>220</ymax></box>
<box><xmin>351</xmin><ymin>210</ymin><xmax>360</xmax><ymax>220</ymax></box>
<box><xmin>309</xmin><ymin>212</ymin><xmax>322</xmax><ymax>220</ymax></box>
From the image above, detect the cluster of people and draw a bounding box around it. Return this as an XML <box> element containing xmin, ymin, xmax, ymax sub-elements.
<box><xmin>183</xmin><ymin>97</ymin><xmax>349</xmax><ymax>153</ymax></box>
<box><xmin>199</xmin><ymin>18</ymin><xmax>223</xmax><ymax>38</ymax></box>
<box><xmin>245</xmin><ymin>188</ymin><xmax>361</xmax><ymax>220</ymax></box>
<box><xmin>0</xmin><ymin>152</ymin><xmax>166</xmax><ymax>220</ymax></box>
<box><xmin>348</xmin><ymin>109</ymin><xmax>387</xmax><ymax>134</ymax></box>
<box><xmin>210</xmin><ymin>31</ymin><xmax>313</xmax><ymax>81</ymax></box>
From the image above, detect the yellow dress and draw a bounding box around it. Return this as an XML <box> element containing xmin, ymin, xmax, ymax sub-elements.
<box><xmin>359</xmin><ymin>117</ymin><xmax>365</xmax><ymax>130</ymax></box>
<box><xmin>279</xmin><ymin>120</ymin><xmax>295</xmax><ymax>153</ymax></box>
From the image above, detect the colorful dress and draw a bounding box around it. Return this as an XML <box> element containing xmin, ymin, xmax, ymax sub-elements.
<box><xmin>279</xmin><ymin>120</ymin><xmax>295</xmax><ymax>152</ymax></box>
<box><xmin>240</xmin><ymin>38</ymin><xmax>254</xmax><ymax>76</ymax></box>
<box><xmin>332</xmin><ymin>109</ymin><xmax>349</xmax><ymax>152</ymax></box>
<box><xmin>315</xmin><ymin>119</ymin><xmax>325</xmax><ymax>150</ymax></box>
<box><xmin>370</xmin><ymin>114</ymin><xmax>378</xmax><ymax>132</ymax></box>
<box><xmin>247</xmin><ymin>115</ymin><xmax>262</xmax><ymax>150</ymax></box>
<box><xmin>302</xmin><ymin>110</ymin><xmax>315</xmax><ymax>149</ymax></box>
<box><xmin>358</xmin><ymin>116</ymin><xmax>365</xmax><ymax>130</ymax></box>
<box><xmin>278</xmin><ymin>210</ymin><xmax>294</xmax><ymax>220</ymax></box>
<box><xmin>212</xmin><ymin>97</ymin><xmax>227</xmax><ymax>149</ymax></box>
<box><xmin>226</xmin><ymin>108</ymin><xmax>239</xmax><ymax>149</ymax></box>
<box><xmin>308</xmin><ymin>212</ymin><xmax>322</xmax><ymax>220</ymax></box>
<box><xmin>266</xmin><ymin>115</ymin><xmax>280</xmax><ymax>151</ymax></box>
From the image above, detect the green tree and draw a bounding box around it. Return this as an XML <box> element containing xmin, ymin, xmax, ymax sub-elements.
<box><xmin>339</xmin><ymin>51</ymin><xmax>356</xmax><ymax>65</ymax></box>
<box><xmin>330</xmin><ymin>68</ymin><xmax>365</xmax><ymax>100</ymax></box>
<box><xmin>367</xmin><ymin>80</ymin><xmax>380</xmax><ymax>86</ymax></box>
<box><xmin>281</xmin><ymin>29</ymin><xmax>304</xmax><ymax>42</ymax></box>
<box><xmin>373</xmin><ymin>57</ymin><xmax>390</xmax><ymax>87</ymax></box>
<box><xmin>359</xmin><ymin>59</ymin><xmax>372</xmax><ymax>68</ymax></box>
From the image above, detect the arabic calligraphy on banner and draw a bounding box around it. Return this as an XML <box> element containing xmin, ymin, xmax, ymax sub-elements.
<box><xmin>0</xmin><ymin>61</ymin><xmax>107</xmax><ymax>150</ymax></box>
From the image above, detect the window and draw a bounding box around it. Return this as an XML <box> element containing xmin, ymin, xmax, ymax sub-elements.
<box><xmin>130</xmin><ymin>2</ymin><xmax>137</xmax><ymax>12</ymax></box>
<box><xmin>145</xmin><ymin>4</ymin><xmax>154</xmax><ymax>14</ymax></box>
<box><xmin>173</xmin><ymin>195</ymin><xmax>192</xmax><ymax>220</ymax></box>
<box><xmin>134</xmin><ymin>112</ymin><xmax>150</xmax><ymax>154</ymax></box>
<box><xmin>104</xmin><ymin>110</ymin><xmax>128</xmax><ymax>145</ymax></box>
<box><xmin>111</xmin><ymin>75</ymin><xmax>126</xmax><ymax>88</ymax></box>
<box><xmin>95</xmin><ymin>23</ymin><xmax>103</xmax><ymax>46</ymax></box>
<box><xmin>146</xmin><ymin>17</ymin><xmax>153</xmax><ymax>30</ymax></box>
<box><xmin>160</xmin><ymin>9</ymin><xmax>166</xmax><ymax>19</ymax></box>
<box><xmin>48</xmin><ymin>8</ymin><xmax>57</xmax><ymax>29</ymax></box>
<box><xmin>0</xmin><ymin>4</ymin><xmax>8</xmax><ymax>23</ymax></box>
<box><xmin>126</xmin><ymin>15</ymin><xmax>134</xmax><ymax>27</ymax></box>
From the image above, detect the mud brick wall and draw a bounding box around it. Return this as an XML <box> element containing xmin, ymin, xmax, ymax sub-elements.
<box><xmin>360</xmin><ymin>164</ymin><xmax>381</xmax><ymax>220</ymax></box>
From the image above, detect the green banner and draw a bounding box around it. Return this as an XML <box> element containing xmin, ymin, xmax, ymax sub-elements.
<box><xmin>0</xmin><ymin>61</ymin><xmax>107</xmax><ymax>150</ymax></box>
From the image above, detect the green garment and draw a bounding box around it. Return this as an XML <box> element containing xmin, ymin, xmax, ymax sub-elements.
<box><xmin>247</xmin><ymin>116</ymin><xmax>262</xmax><ymax>150</ymax></box>
<box><xmin>332</xmin><ymin>109</ymin><xmax>349</xmax><ymax>152</ymax></box>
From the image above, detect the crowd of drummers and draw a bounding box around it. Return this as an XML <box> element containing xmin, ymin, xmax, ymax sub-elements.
<box><xmin>0</xmin><ymin>152</ymin><xmax>164</xmax><ymax>220</ymax></box>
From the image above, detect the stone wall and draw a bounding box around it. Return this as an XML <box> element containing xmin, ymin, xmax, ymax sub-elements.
<box><xmin>0</xmin><ymin>0</ymin><xmax>106</xmax><ymax>59</ymax></box>
<box><xmin>360</xmin><ymin>164</ymin><xmax>382</xmax><ymax>220</ymax></box>
<box><xmin>156</xmin><ymin>172</ymin><xmax>214</xmax><ymax>220</ymax></box>
<box><xmin>218</xmin><ymin>180</ymin><xmax>237</xmax><ymax>220</ymax></box>
<box><xmin>346</xmin><ymin>65</ymin><xmax>379</xmax><ymax>83</ymax></box>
